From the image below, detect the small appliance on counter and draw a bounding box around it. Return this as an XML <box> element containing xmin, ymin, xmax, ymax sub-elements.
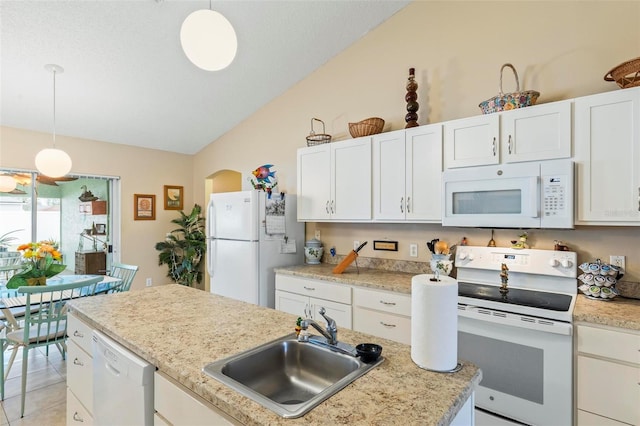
<box><xmin>304</xmin><ymin>238</ymin><xmax>323</xmax><ymax>264</ymax></box>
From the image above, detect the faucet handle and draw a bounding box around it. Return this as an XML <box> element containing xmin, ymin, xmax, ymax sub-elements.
<box><xmin>318</xmin><ymin>307</ymin><xmax>337</xmax><ymax>331</ymax></box>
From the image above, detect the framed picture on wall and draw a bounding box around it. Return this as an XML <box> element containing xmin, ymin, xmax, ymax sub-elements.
<box><xmin>164</xmin><ymin>185</ymin><xmax>184</xmax><ymax>210</ymax></box>
<box><xmin>94</xmin><ymin>223</ymin><xmax>106</xmax><ymax>235</ymax></box>
<box><xmin>134</xmin><ymin>194</ymin><xmax>156</xmax><ymax>220</ymax></box>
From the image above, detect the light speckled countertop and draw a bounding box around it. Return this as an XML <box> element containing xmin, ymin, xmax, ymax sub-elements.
<box><xmin>275</xmin><ymin>264</ymin><xmax>640</xmax><ymax>332</ymax></box>
<box><xmin>68</xmin><ymin>285</ymin><xmax>481</xmax><ymax>426</ymax></box>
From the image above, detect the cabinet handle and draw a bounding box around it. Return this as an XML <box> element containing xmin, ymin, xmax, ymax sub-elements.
<box><xmin>303</xmin><ymin>286</ymin><xmax>315</xmax><ymax>291</ymax></box>
<box><xmin>379</xmin><ymin>300</ymin><xmax>396</xmax><ymax>306</ymax></box>
<box><xmin>638</xmin><ymin>188</ymin><xmax>639</xmax><ymax>212</ymax></box>
<box><xmin>380</xmin><ymin>321</ymin><xmax>397</xmax><ymax>328</ymax></box>
<box><xmin>400</xmin><ymin>197</ymin><xmax>404</xmax><ymax>213</ymax></box>
<box><xmin>326</xmin><ymin>201</ymin><xmax>330</xmax><ymax>214</ymax></box>
<box><xmin>304</xmin><ymin>304</ymin><xmax>311</xmax><ymax>319</ymax></box>
<box><xmin>508</xmin><ymin>135</ymin><xmax>513</xmax><ymax>154</ymax></box>
<box><xmin>330</xmin><ymin>200</ymin><xmax>335</xmax><ymax>214</ymax></box>
<box><xmin>73</xmin><ymin>330</ymin><xmax>83</xmax><ymax>338</ymax></box>
<box><xmin>73</xmin><ymin>358</ymin><xmax>83</xmax><ymax>366</ymax></box>
<box><xmin>406</xmin><ymin>197</ymin><xmax>411</xmax><ymax>213</ymax></box>
<box><xmin>492</xmin><ymin>137</ymin><xmax>496</xmax><ymax>156</ymax></box>
<box><xmin>72</xmin><ymin>412</ymin><xmax>84</xmax><ymax>422</ymax></box>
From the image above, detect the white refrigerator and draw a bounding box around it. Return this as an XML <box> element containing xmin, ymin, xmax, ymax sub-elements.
<box><xmin>206</xmin><ymin>190</ymin><xmax>304</xmax><ymax>308</ymax></box>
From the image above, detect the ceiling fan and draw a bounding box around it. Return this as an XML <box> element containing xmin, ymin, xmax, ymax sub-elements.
<box><xmin>3</xmin><ymin>172</ymin><xmax>78</xmax><ymax>187</ymax></box>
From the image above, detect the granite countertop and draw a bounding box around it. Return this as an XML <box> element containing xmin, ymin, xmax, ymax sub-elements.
<box><xmin>68</xmin><ymin>285</ymin><xmax>481</xmax><ymax>426</ymax></box>
<box><xmin>275</xmin><ymin>264</ymin><xmax>640</xmax><ymax>332</ymax></box>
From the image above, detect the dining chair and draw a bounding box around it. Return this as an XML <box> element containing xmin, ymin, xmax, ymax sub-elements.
<box><xmin>108</xmin><ymin>262</ymin><xmax>139</xmax><ymax>293</ymax></box>
<box><xmin>0</xmin><ymin>275</ymin><xmax>102</xmax><ymax>417</ymax></box>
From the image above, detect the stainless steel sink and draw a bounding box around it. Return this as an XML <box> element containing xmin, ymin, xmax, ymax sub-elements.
<box><xmin>203</xmin><ymin>333</ymin><xmax>383</xmax><ymax>418</ymax></box>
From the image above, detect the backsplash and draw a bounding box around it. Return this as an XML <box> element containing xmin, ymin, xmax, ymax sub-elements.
<box><xmin>321</xmin><ymin>253</ymin><xmax>432</xmax><ymax>275</ymax></box>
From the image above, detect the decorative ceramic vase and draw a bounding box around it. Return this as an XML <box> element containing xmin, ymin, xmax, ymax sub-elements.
<box><xmin>304</xmin><ymin>238</ymin><xmax>323</xmax><ymax>264</ymax></box>
<box><xmin>430</xmin><ymin>254</ymin><xmax>453</xmax><ymax>276</ymax></box>
<box><xmin>26</xmin><ymin>276</ymin><xmax>46</xmax><ymax>286</ymax></box>
<box><xmin>405</xmin><ymin>67</ymin><xmax>419</xmax><ymax>128</ymax></box>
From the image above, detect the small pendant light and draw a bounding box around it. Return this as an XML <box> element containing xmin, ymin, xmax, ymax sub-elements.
<box><xmin>35</xmin><ymin>64</ymin><xmax>72</xmax><ymax>178</ymax></box>
<box><xmin>0</xmin><ymin>175</ymin><xmax>17</xmax><ymax>193</ymax></box>
<box><xmin>180</xmin><ymin>1</ymin><xmax>237</xmax><ymax>71</ymax></box>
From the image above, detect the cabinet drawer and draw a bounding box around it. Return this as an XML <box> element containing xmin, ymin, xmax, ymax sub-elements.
<box><xmin>276</xmin><ymin>275</ymin><xmax>351</xmax><ymax>304</ymax></box>
<box><xmin>577</xmin><ymin>325</ymin><xmax>640</xmax><ymax>364</ymax></box>
<box><xmin>67</xmin><ymin>387</ymin><xmax>94</xmax><ymax>426</ymax></box>
<box><xmin>577</xmin><ymin>409</ymin><xmax>629</xmax><ymax>426</ymax></box>
<box><xmin>353</xmin><ymin>306</ymin><xmax>411</xmax><ymax>344</ymax></box>
<box><xmin>68</xmin><ymin>313</ymin><xmax>94</xmax><ymax>355</ymax></box>
<box><xmin>67</xmin><ymin>340</ymin><xmax>93</xmax><ymax>414</ymax></box>
<box><xmin>154</xmin><ymin>372</ymin><xmax>237</xmax><ymax>425</ymax></box>
<box><xmin>353</xmin><ymin>287</ymin><xmax>411</xmax><ymax>316</ymax></box>
<box><xmin>577</xmin><ymin>355</ymin><xmax>640</xmax><ymax>425</ymax></box>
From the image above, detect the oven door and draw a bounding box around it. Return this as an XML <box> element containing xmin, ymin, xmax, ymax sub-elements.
<box><xmin>442</xmin><ymin>162</ymin><xmax>541</xmax><ymax>228</ymax></box>
<box><xmin>458</xmin><ymin>310</ymin><xmax>573</xmax><ymax>426</ymax></box>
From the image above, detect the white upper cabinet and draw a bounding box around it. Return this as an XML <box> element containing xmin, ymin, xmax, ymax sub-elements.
<box><xmin>574</xmin><ymin>87</ymin><xmax>640</xmax><ymax>224</ymax></box>
<box><xmin>297</xmin><ymin>137</ymin><xmax>372</xmax><ymax>221</ymax></box>
<box><xmin>444</xmin><ymin>101</ymin><xmax>571</xmax><ymax>168</ymax></box>
<box><xmin>373</xmin><ymin>124</ymin><xmax>442</xmax><ymax>222</ymax></box>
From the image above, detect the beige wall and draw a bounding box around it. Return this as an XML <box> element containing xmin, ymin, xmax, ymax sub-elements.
<box><xmin>193</xmin><ymin>1</ymin><xmax>640</xmax><ymax>282</ymax></box>
<box><xmin>0</xmin><ymin>126</ymin><xmax>194</xmax><ymax>290</ymax></box>
<box><xmin>2</xmin><ymin>2</ymin><xmax>640</xmax><ymax>290</ymax></box>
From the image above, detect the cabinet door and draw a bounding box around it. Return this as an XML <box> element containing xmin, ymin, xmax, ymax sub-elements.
<box><xmin>297</xmin><ymin>144</ymin><xmax>331</xmax><ymax>221</ymax></box>
<box><xmin>405</xmin><ymin>124</ymin><xmax>443</xmax><ymax>221</ymax></box>
<box><xmin>310</xmin><ymin>297</ymin><xmax>352</xmax><ymax>330</ymax></box>
<box><xmin>331</xmin><ymin>138</ymin><xmax>372</xmax><ymax>220</ymax></box>
<box><xmin>67</xmin><ymin>388</ymin><xmax>94</xmax><ymax>426</ymax></box>
<box><xmin>444</xmin><ymin>115</ymin><xmax>499</xmax><ymax>168</ymax></box>
<box><xmin>575</xmin><ymin>88</ymin><xmax>640</xmax><ymax>224</ymax></box>
<box><xmin>275</xmin><ymin>290</ymin><xmax>310</xmax><ymax>318</ymax></box>
<box><xmin>372</xmin><ymin>130</ymin><xmax>406</xmax><ymax>220</ymax></box>
<box><xmin>502</xmin><ymin>101</ymin><xmax>571</xmax><ymax>163</ymax></box>
<box><xmin>67</xmin><ymin>340</ymin><xmax>93</xmax><ymax>414</ymax></box>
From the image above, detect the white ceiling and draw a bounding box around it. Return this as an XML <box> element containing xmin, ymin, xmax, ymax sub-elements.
<box><xmin>0</xmin><ymin>0</ymin><xmax>410</xmax><ymax>155</ymax></box>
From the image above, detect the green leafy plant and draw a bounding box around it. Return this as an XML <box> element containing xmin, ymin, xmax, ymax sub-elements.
<box><xmin>0</xmin><ymin>229</ymin><xmax>21</xmax><ymax>251</ymax></box>
<box><xmin>155</xmin><ymin>204</ymin><xmax>206</xmax><ymax>287</ymax></box>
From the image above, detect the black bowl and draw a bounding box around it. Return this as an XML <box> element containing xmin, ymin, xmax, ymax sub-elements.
<box><xmin>356</xmin><ymin>343</ymin><xmax>382</xmax><ymax>363</ymax></box>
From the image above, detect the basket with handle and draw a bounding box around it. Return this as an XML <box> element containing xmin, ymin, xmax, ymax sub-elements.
<box><xmin>306</xmin><ymin>118</ymin><xmax>332</xmax><ymax>146</ymax></box>
<box><xmin>604</xmin><ymin>56</ymin><xmax>640</xmax><ymax>89</ymax></box>
<box><xmin>479</xmin><ymin>63</ymin><xmax>540</xmax><ymax>114</ymax></box>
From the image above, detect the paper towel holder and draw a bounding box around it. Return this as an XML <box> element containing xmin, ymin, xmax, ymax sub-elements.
<box><xmin>420</xmin><ymin>362</ymin><xmax>464</xmax><ymax>374</ymax></box>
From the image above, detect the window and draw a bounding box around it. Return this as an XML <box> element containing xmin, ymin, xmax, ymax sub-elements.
<box><xmin>0</xmin><ymin>170</ymin><xmax>121</xmax><ymax>274</ymax></box>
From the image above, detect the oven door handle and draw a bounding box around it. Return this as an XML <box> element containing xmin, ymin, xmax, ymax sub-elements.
<box><xmin>458</xmin><ymin>305</ymin><xmax>573</xmax><ymax>336</ymax></box>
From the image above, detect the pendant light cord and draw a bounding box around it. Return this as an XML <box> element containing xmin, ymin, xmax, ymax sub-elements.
<box><xmin>52</xmin><ymin>68</ymin><xmax>57</xmax><ymax>148</ymax></box>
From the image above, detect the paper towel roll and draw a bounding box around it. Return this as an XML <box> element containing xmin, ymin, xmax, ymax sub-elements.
<box><xmin>411</xmin><ymin>274</ymin><xmax>458</xmax><ymax>372</ymax></box>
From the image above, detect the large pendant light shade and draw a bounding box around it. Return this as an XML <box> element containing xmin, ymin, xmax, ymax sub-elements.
<box><xmin>180</xmin><ymin>9</ymin><xmax>237</xmax><ymax>71</ymax></box>
<box><xmin>0</xmin><ymin>175</ymin><xmax>17</xmax><ymax>193</ymax></box>
<box><xmin>36</xmin><ymin>64</ymin><xmax>72</xmax><ymax>178</ymax></box>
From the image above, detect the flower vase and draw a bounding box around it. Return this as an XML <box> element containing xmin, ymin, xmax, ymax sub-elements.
<box><xmin>26</xmin><ymin>276</ymin><xmax>47</xmax><ymax>286</ymax></box>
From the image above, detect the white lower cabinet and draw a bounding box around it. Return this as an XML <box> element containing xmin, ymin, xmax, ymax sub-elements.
<box><xmin>67</xmin><ymin>312</ymin><xmax>95</xmax><ymax>424</ymax></box>
<box><xmin>576</xmin><ymin>324</ymin><xmax>640</xmax><ymax>425</ymax></box>
<box><xmin>154</xmin><ymin>371</ymin><xmax>238</xmax><ymax>426</ymax></box>
<box><xmin>352</xmin><ymin>287</ymin><xmax>411</xmax><ymax>344</ymax></box>
<box><xmin>275</xmin><ymin>274</ymin><xmax>352</xmax><ymax>329</ymax></box>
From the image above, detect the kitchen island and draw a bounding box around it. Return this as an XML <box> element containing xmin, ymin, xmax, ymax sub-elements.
<box><xmin>68</xmin><ymin>284</ymin><xmax>481</xmax><ymax>425</ymax></box>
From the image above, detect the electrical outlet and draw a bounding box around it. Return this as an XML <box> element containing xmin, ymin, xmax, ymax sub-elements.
<box><xmin>353</xmin><ymin>241</ymin><xmax>360</xmax><ymax>251</ymax></box>
<box><xmin>409</xmin><ymin>243</ymin><xmax>418</xmax><ymax>257</ymax></box>
<box><xmin>610</xmin><ymin>255</ymin><xmax>626</xmax><ymax>272</ymax></box>
<box><xmin>146</xmin><ymin>278</ymin><xmax>152</xmax><ymax>287</ymax></box>
<box><xmin>314</xmin><ymin>230</ymin><xmax>321</xmax><ymax>240</ymax></box>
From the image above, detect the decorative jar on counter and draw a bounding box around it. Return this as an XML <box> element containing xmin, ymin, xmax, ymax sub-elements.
<box><xmin>304</xmin><ymin>238</ymin><xmax>323</xmax><ymax>264</ymax></box>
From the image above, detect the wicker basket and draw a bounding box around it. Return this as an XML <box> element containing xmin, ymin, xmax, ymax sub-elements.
<box><xmin>306</xmin><ymin>118</ymin><xmax>332</xmax><ymax>146</ymax></box>
<box><xmin>479</xmin><ymin>63</ymin><xmax>540</xmax><ymax>114</ymax></box>
<box><xmin>348</xmin><ymin>117</ymin><xmax>385</xmax><ymax>138</ymax></box>
<box><xmin>604</xmin><ymin>57</ymin><xmax>640</xmax><ymax>89</ymax></box>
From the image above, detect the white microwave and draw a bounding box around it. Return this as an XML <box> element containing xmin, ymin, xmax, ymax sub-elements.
<box><xmin>442</xmin><ymin>159</ymin><xmax>574</xmax><ymax>229</ymax></box>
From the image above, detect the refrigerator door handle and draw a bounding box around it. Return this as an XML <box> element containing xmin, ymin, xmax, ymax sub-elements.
<box><xmin>206</xmin><ymin>197</ymin><xmax>216</xmax><ymax>239</ymax></box>
<box><xmin>207</xmin><ymin>239</ymin><xmax>215</xmax><ymax>276</ymax></box>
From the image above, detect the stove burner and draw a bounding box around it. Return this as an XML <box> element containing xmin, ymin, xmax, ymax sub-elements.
<box><xmin>458</xmin><ymin>282</ymin><xmax>572</xmax><ymax>311</ymax></box>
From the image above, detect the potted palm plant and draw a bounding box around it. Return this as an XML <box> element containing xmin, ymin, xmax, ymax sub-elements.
<box><xmin>155</xmin><ymin>204</ymin><xmax>206</xmax><ymax>287</ymax></box>
<box><xmin>0</xmin><ymin>229</ymin><xmax>21</xmax><ymax>252</ymax></box>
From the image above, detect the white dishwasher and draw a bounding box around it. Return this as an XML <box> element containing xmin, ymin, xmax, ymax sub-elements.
<box><xmin>92</xmin><ymin>331</ymin><xmax>155</xmax><ymax>426</ymax></box>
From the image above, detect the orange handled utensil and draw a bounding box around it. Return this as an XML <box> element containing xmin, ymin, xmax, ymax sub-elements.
<box><xmin>333</xmin><ymin>241</ymin><xmax>367</xmax><ymax>274</ymax></box>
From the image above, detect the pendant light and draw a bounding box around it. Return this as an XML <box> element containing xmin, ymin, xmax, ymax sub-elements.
<box><xmin>180</xmin><ymin>1</ymin><xmax>237</xmax><ymax>71</ymax></box>
<box><xmin>0</xmin><ymin>175</ymin><xmax>17</xmax><ymax>193</ymax></box>
<box><xmin>35</xmin><ymin>64</ymin><xmax>72</xmax><ymax>178</ymax></box>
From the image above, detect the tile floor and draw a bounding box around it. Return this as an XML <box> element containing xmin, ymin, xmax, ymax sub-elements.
<box><xmin>0</xmin><ymin>346</ymin><xmax>67</xmax><ymax>425</ymax></box>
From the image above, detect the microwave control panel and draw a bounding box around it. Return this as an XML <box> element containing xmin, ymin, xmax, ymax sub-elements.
<box><xmin>540</xmin><ymin>159</ymin><xmax>573</xmax><ymax>229</ymax></box>
<box><xmin>543</xmin><ymin>176</ymin><xmax>568</xmax><ymax>217</ymax></box>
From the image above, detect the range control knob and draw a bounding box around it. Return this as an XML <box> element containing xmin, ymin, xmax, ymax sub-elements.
<box><xmin>467</xmin><ymin>252</ymin><xmax>475</xmax><ymax>261</ymax></box>
<box><xmin>458</xmin><ymin>252</ymin><xmax>468</xmax><ymax>260</ymax></box>
<box><xmin>561</xmin><ymin>259</ymin><xmax>572</xmax><ymax>268</ymax></box>
<box><xmin>549</xmin><ymin>258</ymin><xmax>559</xmax><ymax>267</ymax></box>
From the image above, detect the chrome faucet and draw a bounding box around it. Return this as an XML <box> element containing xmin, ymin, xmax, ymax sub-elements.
<box><xmin>300</xmin><ymin>307</ymin><xmax>357</xmax><ymax>356</ymax></box>
<box><xmin>301</xmin><ymin>307</ymin><xmax>337</xmax><ymax>345</ymax></box>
